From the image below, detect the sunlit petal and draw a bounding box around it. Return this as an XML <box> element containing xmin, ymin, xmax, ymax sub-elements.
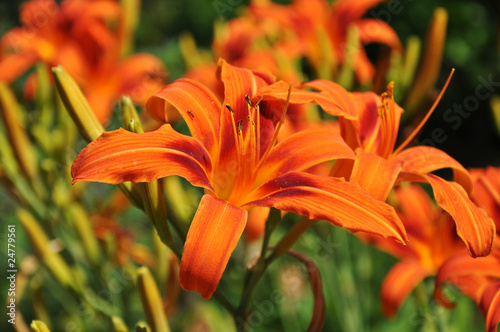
<box><xmin>147</xmin><ymin>78</ymin><xmax>221</xmax><ymax>156</ymax></box>
<box><xmin>256</xmin><ymin>128</ymin><xmax>355</xmax><ymax>188</ymax></box>
<box><xmin>72</xmin><ymin>125</ymin><xmax>213</xmax><ymax>190</ymax></box>
<box><xmin>391</xmin><ymin>146</ymin><xmax>472</xmax><ymax>193</ymax></box>
<box><xmin>245</xmin><ymin>172</ymin><xmax>408</xmax><ymax>244</ymax></box>
<box><xmin>180</xmin><ymin>194</ymin><xmax>248</xmax><ymax>299</ymax></box>
<box><xmin>350</xmin><ymin>149</ymin><xmax>401</xmax><ymax>201</ymax></box>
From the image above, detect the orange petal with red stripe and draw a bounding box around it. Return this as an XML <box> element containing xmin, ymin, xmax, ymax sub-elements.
<box><xmin>381</xmin><ymin>261</ymin><xmax>432</xmax><ymax>318</ymax></box>
<box><xmin>71</xmin><ymin>125</ymin><xmax>213</xmax><ymax>190</ymax></box>
<box><xmin>180</xmin><ymin>194</ymin><xmax>248</xmax><ymax>299</ymax></box>
<box><xmin>245</xmin><ymin>172</ymin><xmax>408</xmax><ymax>244</ymax></box>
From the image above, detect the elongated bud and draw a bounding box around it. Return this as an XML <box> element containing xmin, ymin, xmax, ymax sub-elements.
<box><xmin>336</xmin><ymin>25</ymin><xmax>359</xmax><ymax>89</ymax></box>
<box><xmin>490</xmin><ymin>95</ymin><xmax>500</xmax><ymax>137</ymax></box>
<box><xmin>52</xmin><ymin>70</ymin><xmax>143</xmax><ymax>208</ymax></box>
<box><xmin>66</xmin><ymin>203</ymin><xmax>101</xmax><ymax>265</ymax></box>
<box><xmin>164</xmin><ymin>176</ymin><xmax>195</xmax><ymax>223</ymax></box>
<box><xmin>400</xmin><ymin>36</ymin><xmax>421</xmax><ymax>92</ymax></box>
<box><xmin>17</xmin><ymin>209</ymin><xmax>77</xmax><ymax>291</ymax></box>
<box><xmin>31</xmin><ymin>320</ymin><xmax>52</xmax><ymax>332</ymax></box>
<box><xmin>404</xmin><ymin>8</ymin><xmax>448</xmax><ymax>117</ymax></box>
<box><xmin>120</xmin><ymin>0</ymin><xmax>141</xmax><ymax>56</ymax></box>
<box><xmin>31</xmin><ymin>280</ymin><xmax>51</xmax><ymax>329</ymax></box>
<box><xmin>112</xmin><ymin>316</ymin><xmax>130</xmax><ymax>332</ymax></box>
<box><xmin>121</xmin><ymin>96</ymin><xmax>143</xmax><ymax>132</ymax></box>
<box><xmin>0</xmin><ymin>83</ymin><xmax>39</xmax><ymax>182</ymax></box>
<box><xmin>316</xmin><ymin>28</ymin><xmax>336</xmax><ymax>81</ymax></box>
<box><xmin>137</xmin><ymin>266</ymin><xmax>171</xmax><ymax>332</ymax></box>
<box><xmin>135</xmin><ymin>322</ymin><xmax>151</xmax><ymax>332</ymax></box>
<box><xmin>52</xmin><ymin>66</ymin><xmax>104</xmax><ymax>142</ymax></box>
<box><xmin>121</xmin><ymin>98</ymin><xmax>170</xmax><ymax>245</ymax></box>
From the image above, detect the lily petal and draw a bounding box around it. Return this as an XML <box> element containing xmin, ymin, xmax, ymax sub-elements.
<box><xmin>252</xmin><ymin>80</ymin><xmax>357</xmax><ymax>120</ymax></box>
<box><xmin>381</xmin><ymin>261</ymin><xmax>432</xmax><ymax>318</ymax></box>
<box><xmin>114</xmin><ymin>53</ymin><xmax>167</xmax><ymax>106</ymax></box>
<box><xmin>180</xmin><ymin>194</ymin><xmax>248</xmax><ymax>299</ymax></box>
<box><xmin>0</xmin><ymin>52</ymin><xmax>38</xmax><ymax>83</ymax></box>
<box><xmin>256</xmin><ymin>128</ymin><xmax>355</xmax><ymax>188</ymax></box>
<box><xmin>480</xmin><ymin>282</ymin><xmax>500</xmax><ymax>332</ymax></box>
<box><xmin>146</xmin><ymin>78</ymin><xmax>221</xmax><ymax>156</ymax></box>
<box><xmin>72</xmin><ymin>125</ymin><xmax>213</xmax><ymax>191</ymax></box>
<box><xmin>391</xmin><ymin>146</ymin><xmax>472</xmax><ymax>193</ymax></box>
<box><xmin>434</xmin><ymin>250</ymin><xmax>500</xmax><ymax>307</ymax></box>
<box><xmin>245</xmin><ymin>172</ymin><xmax>408</xmax><ymax>244</ymax></box>
<box><xmin>424</xmin><ymin>174</ymin><xmax>495</xmax><ymax>258</ymax></box>
<box><xmin>355</xmin><ymin>19</ymin><xmax>402</xmax><ymax>51</ymax></box>
<box><xmin>350</xmin><ymin>149</ymin><xmax>401</xmax><ymax>201</ymax></box>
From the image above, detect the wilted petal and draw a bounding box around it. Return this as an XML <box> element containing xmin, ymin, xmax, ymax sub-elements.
<box><xmin>350</xmin><ymin>149</ymin><xmax>401</xmax><ymax>201</ymax></box>
<box><xmin>180</xmin><ymin>194</ymin><xmax>248</xmax><ymax>299</ymax></box>
<box><xmin>72</xmin><ymin>125</ymin><xmax>213</xmax><ymax>191</ymax></box>
<box><xmin>245</xmin><ymin>172</ymin><xmax>408</xmax><ymax>244</ymax></box>
<box><xmin>381</xmin><ymin>261</ymin><xmax>432</xmax><ymax>318</ymax></box>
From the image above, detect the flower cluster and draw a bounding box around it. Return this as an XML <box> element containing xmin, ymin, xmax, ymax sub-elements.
<box><xmin>0</xmin><ymin>0</ymin><xmax>498</xmax><ymax>331</ymax></box>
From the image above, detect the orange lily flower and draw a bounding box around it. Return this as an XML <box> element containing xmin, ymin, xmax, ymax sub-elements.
<box><xmin>71</xmin><ymin>59</ymin><xmax>408</xmax><ymax>299</ymax></box>
<box><xmin>434</xmin><ymin>247</ymin><xmax>500</xmax><ymax>332</ymax></box>
<box><xmin>0</xmin><ymin>0</ymin><xmax>119</xmax><ymax>83</ymax></box>
<box><xmin>470</xmin><ymin>166</ymin><xmax>500</xmax><ymax>228</ymax></box>
<box><xmin>254</xmin><ymin>78</ymin><xmax>496</xmax><ymax>258</ymax></box>
<box><xmin>0</xmin><ymin>0</ymin><xmax>166</xmax><ymax>124</ymax></box>
<box><xmin>430</xmin><ymin>166</ymin><xmax>500</xmax><ymax>332</ymax></box>
<box><xmin>374</xmin><ymin>185</ymin><xmax>466</xmax><ymax>317</ymax></box>
<box><xmin>249</xmin><ymin>0</ymin><xmax>402</xmax><ymax>83</ymax></box>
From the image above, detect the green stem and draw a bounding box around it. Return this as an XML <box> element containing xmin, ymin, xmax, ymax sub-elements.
<box><xmin>236</xmin><ymin>208</ymin><xmax>281</xmax><ymax>331</ymax></box>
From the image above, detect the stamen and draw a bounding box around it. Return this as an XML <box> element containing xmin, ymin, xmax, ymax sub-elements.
<box><xmin>247</xmin><ymin>104</ymin><xmax>257</xmax><ymax>166</ymax></box>
<box><xmin>245</xmin><ymin>95</ymin><xmax>252</xmax><ymax>107</ymax></box>
<box><xmin>392</xmin><ymin>69</ymin><xmax>455</xmax><ymax>156</ymax></box>
<box><xmin>378</xmin><ymin>82</ymin><xmax>397</xmax><ymax>158</ymax></box>
<box><xmin>257</xmin><ymin>82</ymin><xmax>292</xmax><ymax>168</ymax></box>
<box><xmin>237</xmin><ymin>120</ymin><xmax>243</xmax><ymax>135</ymax></box>
<box><xmin>226</xmin><ymin>104</ymin><xmax>241</xmax><ymax>157</ymax></box>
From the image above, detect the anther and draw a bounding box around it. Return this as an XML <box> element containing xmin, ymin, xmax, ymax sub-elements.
<box><xmin>245</xmin><ymin>95</ymin><xmax>252</xmax><ymax>107</ymax></box>
<box><xmin>225</xmin><ymin>104</ymin><xmax>234</xmax><ymax>114</ymax></box>
<box><xmin>237</xmin><ymin>120</ymin><xmax>243</xmax><ymax>135</ymax></box>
